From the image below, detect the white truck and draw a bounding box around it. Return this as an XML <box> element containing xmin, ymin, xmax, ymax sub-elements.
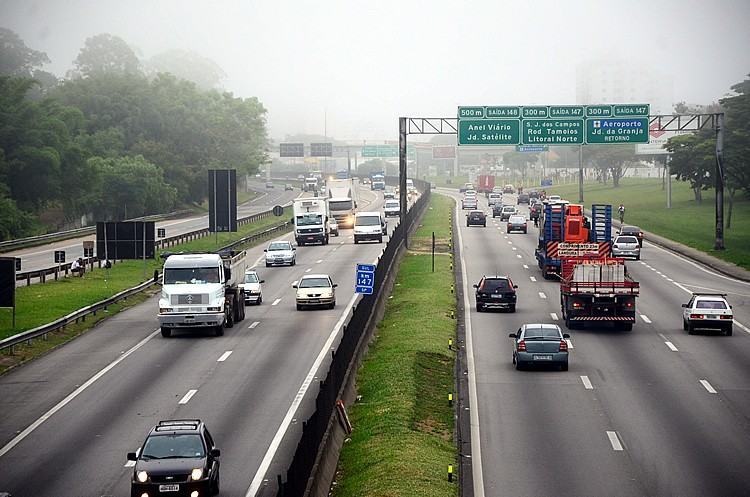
<box><xmin>293</xmin><ymin>197</ymin><xmax>331</xmax><ymax>246</ymax></box>
<box><xmin>158</xmin><ymin>251</ymin><xmax>246</xmax><ymax>337</ymax></box>
<box><xmin>327</xmin><ymin>178</ymin><xmax>358</xmax><ymax>228</ymax></box>
<box><xmin>304</xmin><ymin>176</ymin><xmax>319</xmax><ymax>193</ymax></box>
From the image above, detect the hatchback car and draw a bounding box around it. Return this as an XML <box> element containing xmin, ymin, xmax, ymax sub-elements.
<box><xmin>612</xmin><ymin>235</ymin><xmax>641</xmax><ymax>259</ymax></box>
<box><xmin>462</xmin><ymin>196</ymin><xmax>478</xmax><ymax>210</ymax></box>
<box><xmin>491</xmin><ymin>203</ymin><xmax>504</xmax><ymax>218</ymax></box>
<box><xmin>265</xmin><ymin>181</ymin><xmax>274</xmax><ymax>189</ymax></box>
<box><xmin>619</xmin><ymin>225</ymin><xmax>644</xmax><ymax>246</ymax></box>
<box><xmin>517</xmin><ymin>193</ymin><xmax>530</xmax><ymax>204</ymax></box>
<box><xmin>294</xmin><ymin>274</ymin><xmax>337</xmax><ymax>310</ymax></box>
<box><xmin>499</xmin><ymin>205</ymin><xmax>517</xmax><ymax>221</ymax></box>
<box><xmin>128</xmin><ymin>419</ymin><xmax>220</xmax><ymax>497</ymax></box>
<box><xmin>503</xmin><ymin>184</ymin><xmax>515</xmax><ymax>194</ymax></box>
<box><xmin>682</xmin><ymin>293</ymin><xmax>733</xmax><ymax>335</ymax></box>
<box><xmin>507</xmin><ymin>214</ymin><xmax>527</xmax><ymax>233</ymax></box>
<box><xmin>487</xmin><ymin>193</ymin><xmax>503</xmax><ymax>206</ymax></box>
<box><xmin>509</xmin><ymin>324</ymin><xmax>570</xmax><ymax>371</ymax></box>
<box><xmin>265</xmin><ymin>240</ymin><xmax>296</xmax><ymax>266</ymax></box>
<box><xmin>284</xmin><ymin>183</ymin><xmax>294</xmax><ymax>191</ymax></box>
<box><xmin>383</xmin><ymin>200</ymin><xmax>401</xmax><ymax>217</ymax></box>
<box><xmin>328</xmin><ymin>218</ymin><xmax>339</xmax><ymax>236</ymax></box>
<box><xmin>239</xmin><ymin>270</ymin><xmax>264</xmax><ymax>305</ymax></box>
<box><xmin>460</xmin><ymin>183</ymin><xmax>474</xmax><ymax>193</ymax></box>
<box><xmin>466</xmin><ymin>210</ymin><xmax>487</xmax><ymax>227</ymax></box>
<box><xmin>474</xmin><ymin>275</ymin><xmax>517</xmax><ymax>312</ymax></box>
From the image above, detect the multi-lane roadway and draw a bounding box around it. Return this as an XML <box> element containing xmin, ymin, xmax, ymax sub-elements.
<box><xmin>448</xmin><ymin>189</ymin><xmax>750</xmax><ymax>497</ymax></box>
<box><xmin>0</xmin><ymin>185</ymin><xmax>394</xmax><ymax>497</ymax></box>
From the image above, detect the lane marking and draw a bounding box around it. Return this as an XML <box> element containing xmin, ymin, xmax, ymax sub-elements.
<box><xmin>665</xmin><ymin>341</ymin><xmax>678</xmax><ymax>352</ymax></box>
<box><xmin>565</xmin><ymin>339</ymin><xmax>574</xmax><ymax>349</ymax></box>
<box><xmin>512</xmin><ymin>247</ymin><xmax>517</xmax><ymax>251</ymax></box>
<box><xmin>640</xmin><ymin>314</ymin><xmax>652</xmax><ymax>324</ymax></box>
<box><xmin>248</xmin><ymin>321</ymin><xmax>260</xmax><ymax>329</ymax></box>
<box><xmin>217</xmin><ymin>351</ymin><xmax>233</xmax><ymax>362</ymax></box>
<box><xmin>246</xmin><ymin>291</ymin><xmax>363</xmax><ymax>497</ymax></box>
<box><xmin>305</xmin><ymin>268</ymin><xmax>312</xmax><ymax>273</ymax></box>
<box><xmin>607</xmin><ymin>431</ymin><xmax>624</xmax><ymax>451</ymax></box>
<box><xmin>673</xmin><ymin>281</ymin><xmax>693</xmax><ymax>295</ymax></box>
<box><xmin>178</xmin><ymin>389</ymin><xmax>198</xmax><ymax>405</ymax></box>
<box><xmin>316</xmin><ymin>259</ymin><xmax>323</xmax><ymax>264</ymax></box>
<box><xmin>550</xmin><ymin>312</ymin><xmax>558</xmax><ymax>321</ymax></box>
<box><xmin>516</xmin><ymin>255</ymin><xmax>522</xmax><ymax>259</ymax></box>
<box><xmin>272</xmin><ymin>298</ymin><xmax>282</xmax><ymax>306</ymax></box>
<box><xmin>580</xmin><ymin>375</ymin><xmax>593</xmax><ymax>390</ymax></box>
<box><xmin>530</xmin><ymin>276</ymin><xmax>537</xmax><ymax>282</ymax></box>
<box><xmin>538</xmin><ymin>292</ymin><xmax>547</xmax><ymax>299</ymax></box>
<box><xmin>645</xmin><ymin>241</ymin><xmax>750</xmax><ymax>287</ymax></box>
<box><xmin>340</xmin><ymin>241</ymin><xmax>345</xmax><ymax>245</ymax></box>
<box><xmin>680</xmin><ymin>283</ymin><xmax>750</xmax><ymax>298</ymax></box>
<box><xmin>0</xmin><ymin>328</ymin><xmax>160</xmax><ymax>459</ymax></box>
<box><xmin>523</xmin><ymin>264</ymin><xmax>529</xmax><ymax>269</ymax></box>
<box><xmin>507</xmin><ymin>241</ymin><xmax>512</xmax><ymax>245</ymax></box>
<box><xmin>734</xmin><ymin>320</ymin><xmax>750</xmax><ymax>335</ymax></box>
<box><xmin>700</xmin><ymin>379</ymin><xmax>717</xmax><ymax>394</ymax></box>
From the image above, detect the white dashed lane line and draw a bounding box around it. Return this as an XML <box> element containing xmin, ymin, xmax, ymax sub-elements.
<box><xmin>530</xmin><ymin>276</ymin><xmax>537</xmax><ymax>282</ymax></box>
<box><xmin>538</xmin><ymin>292</ymin><xmax>547</xmax><ymax>299</ymax></box>
<box><xmin>640</xmin><ymin>314</ymin><xmax>652</xmax><ymax>324</ymax></box>
<box><xmin>272</xmin><ymin>298</ymin><xmax>282</xmax><ymax>306</ymax></box>
<box><xmin>512</xmin><ymin>247</ymin><xmax>517</xmax><ymax>251</ymax></box>
<box><xmin>607</xmin><ymin>431</ymin><xmax>624</xmax><ymax>451</ymax></box>
<box><xmin>516</xmin><ymin>255</ymin><xmax>522</xmax><ymax>259</ymax></box>
<box><xmin>550</xmin><ymin>312</ymin><xmax>558</xmax><ymax>321</ymax></box>
<box><xmin>178</xmin><ymin>389</ymin><xmax>198</xmax><ymax>405</ymax></box>
<box><xmin>565</xmin><ymin>339</ymin><xmax>574</xmax><ymax>349</ymax></box>
<box><xmin>217</xmin><ymin>351</ymin><xmax>233</xmax><ymax>362</ymax></box>
<box><xmin>700</xmin><ymin>380</ymin><xmax>717</xmax><ymax>394</ymax></box>
<box><xmin>523</xmin><ymin>264</ymin><xmax>529</xmax><ymax>269</ymax></box>
<box><xmin>248</xmin><ymin>321</ymin><xmax>260</xmax><ymax>329</ymax></box>
<box><xmin>316</xmin><ymin>259</ymin><xmax>323</xmax><ymax>263</ymax></box>
<box><xmin>580</xmin><ymin>375</ymin><xmax>593</xmax><ymax>390</ymax></box>
<box><xmin>734</xmin><ymin>320</ymin><xmax>750</xmax><ymax>335</ymax></box>
<box><xmin>305</xmin><ymin>268</ymin><xmax>312</xmax><ymax>273</ymax></box>
<box><xmin>665</xmin><ymin>341</ymin><xmax>678</xmax><ymax>352</ymax></box>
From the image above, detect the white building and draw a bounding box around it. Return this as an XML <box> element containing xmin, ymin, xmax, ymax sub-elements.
<box><xmin>576</xmin><ymin>58</ymin><xmax>674</xmax><ymax>115</ymax></box>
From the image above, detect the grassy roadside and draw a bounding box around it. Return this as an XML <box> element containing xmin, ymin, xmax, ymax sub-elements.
<box><xmin>543</xmin><ymin>178</ymin><xmax>750</xmax><ymax>269</ymax></box>
<box><xmin>332</xmin><ymin>194</ymin><xmax>457</xmax><ymax>497</ymax></box>
<box><xmin>0</xmin><ymin>207</ymin><xmax>293</xmax><ymax>340</ymax></box>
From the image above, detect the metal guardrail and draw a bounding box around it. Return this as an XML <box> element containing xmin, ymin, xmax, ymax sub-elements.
<box><xmin>1</xmin><ymin>218</ymin><xmax>295</xmax><ymax>354</ymax></box>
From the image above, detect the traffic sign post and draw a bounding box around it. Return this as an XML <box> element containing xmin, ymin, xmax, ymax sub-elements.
<box><xmin>355</xmin><ymin>263</ymin><xmax>376</xmax><ymax>295</ymax></box>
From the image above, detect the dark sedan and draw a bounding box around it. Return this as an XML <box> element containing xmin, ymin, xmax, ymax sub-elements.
<box><xmin>474</xmin><ymin>275</ymin><xmax>517</xmax><ymax>312</ymax></box>
<box><xmin>466</xmin><ymin>210</ymin><xmax>486</xmax><ymax>227</ymax></box>
<box><xmin>619</xmin><ymin>225</ymin><xmax>644</xmax><ymax>246</ymax></box>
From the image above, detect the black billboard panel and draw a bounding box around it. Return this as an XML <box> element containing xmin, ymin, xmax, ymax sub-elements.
<box><xmin>279</xmin><ymin>143</ymin><xmax>304</xmax><ymax>157</ymax></box>
<box><xmin>310</xmin><ymin>142</ymin><xmax>333</xmax><ymax>157</ymax></box>
<box><xmin>208</xmin><ymin>169</ymin><xmax>237</xmax><ymax>233</ymax></box>
<box><xmin>0</xmin><ymin>257</ymin><xmax>16</xmax><ymax>307</ymax></box>
<box><xmin>96</xmin><ymin>221</ymin><xmax>155</xmax><ymax>260</ymax></box>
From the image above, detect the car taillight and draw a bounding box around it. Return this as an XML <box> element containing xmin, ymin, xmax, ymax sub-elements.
<box><xmin>572</xmin><ymin>301</ymin><xmax>583</xmax><ymax>309</ymax></box>
<box><xmin>720</xmin><ymin>315</ymin><xmax>733</xmax><ymax>320</ymax></box>
<box><xmin>625</xmin><ymin>301</ymin><xmax>634</xmax><ymax>308</ymax></box>
<box><xmin>690</xmin><ymin>314</ymin><xmax>703</xmax><ymax>319</ymax></box>
<box><xmin>517</xmin><ymin>340</ymin><xmax>526</xmax><ymax>352</ymax></box>
<box><xmin>559</xmin><ymin>340</ymin><xmax>568</xmax><ymax>352</ymax></box>
<box><xmin>507</xmin><ymin>224</ymin><xmax>512</xmax><ymax>229</ymax></box>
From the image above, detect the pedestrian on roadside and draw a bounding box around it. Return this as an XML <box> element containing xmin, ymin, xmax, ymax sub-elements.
<box><xmin>618</xmin><ymin>203</ymin><xmax>625</xmax><ymax>224</ymax></box>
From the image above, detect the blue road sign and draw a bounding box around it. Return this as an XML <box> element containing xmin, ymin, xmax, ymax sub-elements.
<box><xmin>516</xmin><ymin>145</ymin><xmax>549</xmax><ymax>152</ymax></box>
<box><xmin>355</xmin><ymin>263</ymin><xmax>376</xmax><ymax>295</ymax></box>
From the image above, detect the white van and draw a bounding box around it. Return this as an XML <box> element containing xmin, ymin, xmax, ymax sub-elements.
<box><xmin>354</xmin><ymin>211</ymin><xmax>386</xmax><ymax>244</ymax></box>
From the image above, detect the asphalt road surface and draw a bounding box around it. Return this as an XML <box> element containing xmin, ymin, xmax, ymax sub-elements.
<box><xmin>447</xmin><ymin>189</ymin><xmax>750</xmax><ymax>497</ymax></box>
<box><xmin>0</xmin><ymin>185</ymin><xmax>397</xmax><ymax>497</ymax></box>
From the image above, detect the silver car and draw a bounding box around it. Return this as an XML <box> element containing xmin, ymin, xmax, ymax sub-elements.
<box><xmin>265</xmin><ymin>240</ymin><xmax>296</xmax><ymax>266</ymax></box>
<box><xmin>612</xmin><ymin>235</ymin><xmax>641</xmax><ymax>260</ymax></box>
<box><xmin>239</xmin><ymin>270</ymin><xmax>264</xmax><ymax>304</ymax></box>
<box><xmin>510</xmin><ymin>324</ymin><xmax>570</xmax><ymax>371</ymax></box>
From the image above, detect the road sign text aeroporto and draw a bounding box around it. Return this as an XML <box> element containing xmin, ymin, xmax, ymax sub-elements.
<box><xmin>457</xmin><ymin>104</ymin><xmax>650</xmax><ymax>145</ymax></box>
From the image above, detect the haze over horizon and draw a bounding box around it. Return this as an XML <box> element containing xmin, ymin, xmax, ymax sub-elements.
<box><xmin>3</xmin><ymin>0</ymin><xmax>749</xmax><ymax>141</ymax></box>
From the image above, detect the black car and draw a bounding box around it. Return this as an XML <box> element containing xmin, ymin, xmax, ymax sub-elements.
<box><xmin>619</xmin><ymin>225</ymin><xmax>644</xmax><ymax>246</ymax></box>
<box><xmin>466</xmin><ymin>210</ymin><xmax>486</xmax><ymax>227</ymax></box>
<box><xmin>517</xmin><ymin>193</ymin><xmax>530</xmax><ymax>204</ymax></box>
<box><xmin>128</xmin><ymin>419</ymin><xmax>220</xmax><ymax>497</ymax></box>
<box><xmin>528</xmin><ymin>190</ymin><xmax>540</xmax><ymax>199</ymax></box>
<box><xmin>474</xmin><ymin>275</ymin><xmax>518</xmax><ymax>312</ymax></box>
<box><xmin>529</xmin><ymin>203</ymin><xmax>542</xmax><ymax>221</ymax></box>
<box><xmin>492</xmin><ymin>204</ymin><xmax>504</xmax><ymax>218</ymax></box>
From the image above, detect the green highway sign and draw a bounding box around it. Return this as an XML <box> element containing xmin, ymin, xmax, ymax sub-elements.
<box><xmin>362</xmin><ymin>144</ymin><xmax>416</xmax><ymax>159</ymax></box>
<box><xmin>585</xmin><ymin>118</ymin><xmax>649</xmax><ymax>144</ymax></box>
<box><xmin>522</xmin><ymin>106</ymin><xmax>548</xmax><ymax>118</ymax></box>
<box><xmin>362</xmin><ymin>145</ymin><xmax>379</xmax><ymax>157</ymax></box>
<box><xmin>516</xmin><ymin>145</ymin><xmax>549</xmax><ymax>152</ymax></box>
<box><xmin>585</xmin><ymin>105</ymin><xmax>613</xmax><ymax>118</ymax></box>
<box><xmin>486</xmin><ymin>106</ymin><xmax>520</xmax><ymax>118</ymax></box>
<box><xmin>522</xmin><ymin>119</ymin><xmax>584</xmax><ymax>145</ymax></box>
<box><xmin>613</xmin><ymin>104</ymin><xmax>650</xmax><ymax>117</ymax></box>
<box><xmin>549</xmin><ymin>106</ymin><xmax>584</xmax><ymax>118</ymax></box>
<box><xmin>458</xmin><ymin>119</ymin><xmax>520</xmax><ymax>146</ymax></box>
<box><xmin>458</xmin><ymin>106</ymin><xmax>485</xmax><ymax>118</ymax></box>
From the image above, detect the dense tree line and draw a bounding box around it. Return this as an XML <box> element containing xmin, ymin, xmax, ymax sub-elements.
<box><xmin>0</xmin><ymin>29</ymin><xmax>267</xmax><ymax>240</ymax></box>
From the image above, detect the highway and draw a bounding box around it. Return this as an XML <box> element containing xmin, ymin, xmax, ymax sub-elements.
<box><xmin>447</xmin><ymin>189</ymin><xmax>750</xmax><ymax>497</ymax></box>
<box><xmin>6</xmin><ymin>181</ymin><xmax>300</xmax><ymax>279</ymax></box>
<box><xmin>0</xmin><ymin>184</ymin><xmax>392</xmax><ymax>497</ymax></box>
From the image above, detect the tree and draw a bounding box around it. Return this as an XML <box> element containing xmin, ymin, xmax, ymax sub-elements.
<box><xmin>146</xmin><ymin>49</ymin><xmax>226</xmax><ymax>90</ymax></box>
<box><xmin>586</xmin><ymin>145</ymin><xmax>636</xmax><ymax>187</ymax></box>
<box><xmin>502</xmin><ymin>151</ymin><xmax>539</xmax><ymax>183</ymax></box>
<box><xmin>71</xmin><ymin>34</ymin><xmax>141</xmax><ymax>78</ymax></box>
<box><xmin>665</xmin><ymin>131</ymin><xmax>714</xmax><ymax>203</ymax></box>
<box><xmin>719</xmin><ymin>73</ymin><xmax>750</xmax><ymax>227</ymax></box>
<box><xmin>0</xmin><ymin>27</ymin><xmax>50</xmax><ymax>77</ymax></box>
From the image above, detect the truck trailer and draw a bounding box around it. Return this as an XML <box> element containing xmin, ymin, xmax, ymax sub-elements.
<box><xmin>158</xmin><ymin>251</ymin><xmax>247</xmax><ymax>337</ymax></box>
<box><xmin>327</xmin><ymin>178</ymin><xmax>358</xmax><ymax>228</ymax></box>
<box><xmin>293</xmin><ymin>197</ymin><xmax>330</xmax><ymax>245</ymax></box>
<box><xmin>477</xmin><ymin>175</ymin><xmax>495</xmax><ymax>194</ymax></box>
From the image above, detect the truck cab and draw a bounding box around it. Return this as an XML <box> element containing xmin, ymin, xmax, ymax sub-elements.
<box><xmin>293</xmin><ymin>197</ymin><xmax>330</xmax><ymax>245</ymax></box>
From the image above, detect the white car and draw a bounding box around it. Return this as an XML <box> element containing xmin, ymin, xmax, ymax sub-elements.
<box><xmin>265</xmin><ymin>240</ymin><xmax>296</xmax><ymax>266</ymax></box>
<box><xmin>682</xmin><ymin>293</ymin><xmax>733</xmax><ymax>335</ymax></box>
<box><xmin>294</xmin><ymin>274</ymin><xmax>337</xmax><ymax>310</ymax></box>
<box><xmin>462</xmin><ymin>197</ymin><xmax>478</xmax><ymax>210</ymax></box>
<box><xmin>383</xmin><ymin>200</ymin><xmax>400</xmax><ymax>217</ymax></box>
<box><xmin>547</xmin><ymin>195</ymin><xmax>562</xmax><ymax>203</ymax></box>
<box><xmin>354</xmin><ymin>211</ymin><xmax>386</xmax><ymax>243</ymax></box>
<box><xmin>328</xmin><ymin>218</ymin><xmax>339</xmax><ymax>236</ymax></box>
<box><xmin>239</xmin><ymin>270</ymin><xmax>264</xmax><ymax>305</ymax></box>
<box><xmin>500</xmin><ymin>205</ymin><xmax>517</xmax><ymax>220</ymax></box>
<box><xmin>612</xmin><ymin>235</ymin><xmax>641</xmax><ymax>260</ymax></box>
<box><xmin>488</xmin><ymin>193</ymin><xmax>503</xmax><ymax>206</ymax></box>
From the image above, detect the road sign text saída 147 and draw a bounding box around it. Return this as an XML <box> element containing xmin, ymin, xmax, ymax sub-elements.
<box><xmin>356</xmin><ymin>263</ymin><xmax>376</xmax><ymax>295</ymax></box>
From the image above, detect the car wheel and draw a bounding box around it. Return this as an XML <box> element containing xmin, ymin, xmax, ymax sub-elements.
<box><xmin>266</xmin><ymin>262</ymin><xmax>271</xmax><ymax>267</ymax></box>
<box><xmin>515</xmin><ymin>359</ymin><xmax>524</xmax><ymax>371</ymax></box>
<box><xmin>466</xmin><ymin>222</ymin><xmax>470</xmax><ymax>227</ymax></box>
<box><xmin>726</xmin><ymin>325</ymin><xmax>733</xmax><ymax>336</ymax></box>
<box><xmin>161</xmin><ymin>326</ymin><xmax>171</xmax><ymax>338</ymax></box>
<box><xmin>687</xmin><ymin>322</ymin><xmax>695</xmax><ymax>335</ymax></box>
<box><xmin>483</xmin><ymin>222</ymin><xmax>486</xmax><ymax>227</ymax></box>
<box><xmin>636</xmin><ymin>255</ymin><xmax>641</xmax><ymax>260</ymax></box>
<box><xmin>211</xmin><ymin>469</ymin><xmax>220</xmax><ymax>496</ymax></box>
<box><xmin>258</xmin><ymin>294</ymin><xmax>262</xmax><ymax>304</ymax></box>
<box><xmin>296</xmin><ymin>304</ymin><xmax>302</xmax><ymax>311</ymax></box>
<box><xmin>329</xmin><ymin>301</ymin><xmax>336</xmax><ymax>309</ymax></box>
<box><xmin>378</xmin><ymin>236</ymin><xmax>383</xmax><ymax>243</ymax></box>
<box><xmin>683</xmin><ymin>318</ymin><xmax>688</xmax><ymax>331</ymax></box>
<box><xmin>354</xmin><ymin>239</ymin><xmax>359</xmax><ymax>244</ymax></box>
<box><xmin>292</xmin><ymin>258</ymin><xmax>296</xmax><ymax>266</ymax></box>
<box><xmin>476</xmin><ymin>303</ymin><xmax>483</xmax><ymax>312</ymax></box>
<box><xmin>560</xmin><ymin>361</ymin><xmax>569</xmax><ymax>372</ymax></box>
<box><xmin>509</xmin><ymin>304</ymin><xmax>516</xmax><ymax>313</ymax></box>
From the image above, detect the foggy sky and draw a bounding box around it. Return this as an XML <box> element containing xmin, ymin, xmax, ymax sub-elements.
<box><xmin>2</xmin><ymin>0</ymin><xmax>749</xmax><ymax>141</ymax></box>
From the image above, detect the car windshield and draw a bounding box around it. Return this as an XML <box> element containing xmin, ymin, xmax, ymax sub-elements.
<box><xmin>244</xmin><ymin>273</ymin><xmax>258</xmax><ymax>283</ymax></box>
<box><xmin>696</xmin><ymin>300</ymin><xmax>728</xmax><ymax>309</ymax></box>
<box><xmin>503</xmin><ymin>207</ymin><xmax>515</xmax><ymax>212</ymax></box>
<box><xmin>164</xmin><ymin>267</ymin><xmax>219</xmax><ymax>284</ymax></box>
<box><xmin>299</xmin><ymin>277</ymin><xmax>331</xmax><ymax>288</ymax></box>
<box><xmin>470</xmin><ymin>211</ymin><xmax>483</xmax><ymax>216</ymax></box>
<box><xmin>509</xmin><ymin>216</ymin><xmax>525</xmax><ymax>223</ymax></box>
<box><xmin>616</xmin><ymin>236</ymin><xmax>638</xmax><ymax>244</ymax></box>
<box><xmin>356</xmin><ymin>216</ymin><xmax>381</xmax><ymax>226</ymax></box>
<box><xmin>523</xmin><ymin>327</ymin><xmax>561</xmax><ymax>339</ymax></box>
<box><xmin>329</xmin><ymin>200</ymin><xmax>353</xmax><ymax>210</ymax></box>
<box><xmin>268</xmin><ymin>242</ymin><xmax>291</xmax><ymax>251</ymax></box>
<box><xmin>622</xmin><ymin>226</ymin><xmax>640</xmax><ymax>234</ymax></box>
<box><xmin>296</xmin><ymin>214</ymin><xmax>322</xmax><ymax>226</ymax></box>
<box><xmin>480</xmin><ymin>278</ymin><xmax>510</xmax><ymax>291</ymax></box>
<box><xmin>385</xmin><ymin>202</ymin><xmax>399</xmax><ymax>208</ymax></box>
<box><xmin>142</xmin><ymin>434</ymin><xmax>205</xmax><ymax>460</ymax></box>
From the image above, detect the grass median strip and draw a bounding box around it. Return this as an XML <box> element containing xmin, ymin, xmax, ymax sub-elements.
<box><xmin>333</xmin><ymin>194</ymin><xmax>457</xmax><ymax>497</ymax></box>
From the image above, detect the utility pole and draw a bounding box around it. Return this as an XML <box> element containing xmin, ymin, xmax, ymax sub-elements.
<box><xmin>714</xmin><ymin>113</ymin><xmax>725</xmax><ymax>250</ymax></box>
<box><xmin>399</xmin><ymin>118</ymin><xmax>408</xmax><ymax>248</ymax></box>
<box><xmin>578</xmin><ymin>145</ymin><xmax>584</xmax><ymax>203</ymax></box>
<box><xmin>665</xmin><ymin>155</ymin><xmax>672</xmax><ymax>209</ymax></box>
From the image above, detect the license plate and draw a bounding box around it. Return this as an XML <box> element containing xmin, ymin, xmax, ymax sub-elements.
<box><xmin>184</xmin><ymin>316</ymin><xmax>195</xmax><ymax>322</ymax></box>
<box><xmin>533</xmin><ymin>354</ymin><xmax>553</xmax><ymax>361</ymax></box>
<box><xmin>491</xmin><ymin>294</ymin><xmax>503</xmax><ymax>299</ymax></box>
<box><xmin>309</xmin><ymin>299</ymin><xmax>319</xmax><ymax>303</ymax></box>
<box><xmin>159</xmin><ymin>484</ymin><xmax>179</xmax><ymax>492</ymax></box>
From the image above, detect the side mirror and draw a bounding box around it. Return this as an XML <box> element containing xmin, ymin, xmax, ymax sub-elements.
<box><xmin>260</xmin><ymin>280</ymin><xmax>265</xmax><ymax>283</ymax></box>
<box><xmin>210</xmin><ymin>448</ymin><xmax>221</xmax><ymax>458</ymax></box>
<box><xmin>127</xmin><ymin>452</ymin><xmax>137</xmax><ymax>461</ymax></box>
<box><xmin>681</xmin><ymin>303</ymin><xmax>688</xmax><ymax>307</ymax></box>
<box><xmin>292</xmin><ymin>247</ymin><xmax>296</xmax><ymax>251</ymax></box>
<box><xmin>472</xmin><ymin>284</ymin><xmax>478</xmax><ymax>288</ymax></box>
<box><xmin>562</xmin><ymin>333</ymin><xmax>570</xmax><ymax>339</ymax></box>
<box><xmin>292</xmin><ymin>284</ymin><xmax>298</xmax><ymax>289</ymax></box>
<box><xmin>263</xmin><ymin>249</ymin><xmax>267</xmax><ymax>252</ymax></box>
<box><xmin>333</xmin><ymin>284</ymin><xmax>338</xmax><ymax>288</ymax></box>
<box><xmin>513</xmin><ymin>285</ymin><xmax>518</xmax><ymax>289</ymax></box>
<box><xmin>508</xmin><ymin>333</ymin><xmax>516</xmax><ymax>338</ymax></box>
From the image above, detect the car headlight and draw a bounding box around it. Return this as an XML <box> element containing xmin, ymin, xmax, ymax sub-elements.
<box><xmin>159</xmin><ymin>307</ymin><xmax>172</xmax><ymax>313</ymax></box>
<box><xmin>191</xmin><ymin>468</ymin><xmax>203</xmax><ymax>480</ymax></box>
<box><xmin>137</xmin><ymin>470</ymin><xmax>148</xmax><ymax>482</ymax></box>
<box><xmin>207</xmin><ymin>306</ymin><xmax>221</xmax><ymax>312</ymax></box>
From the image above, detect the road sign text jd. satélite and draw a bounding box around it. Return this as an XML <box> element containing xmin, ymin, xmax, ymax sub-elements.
<box><xmin>355</xmin><ymin>263</ymin><xmax>376</xmax><ymax>295</ymax></box>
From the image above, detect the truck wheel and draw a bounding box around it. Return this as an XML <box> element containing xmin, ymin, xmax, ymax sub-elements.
<box><xmin>215</xmin><ymin>325</ymin><xmax>224</xmax><ymax>336</ymax></box>
<box><xmin>620</xmin><ymin>322</ymin><xmax>633</xmax><ymax>331</ymax></box>
<box><xmin>161</xmin><ymin>327</ymin><xmax>172</xmax><ymax>338</ymax></box>
<box><xmin>225</xmin><ymin>306</ymin><xmax>234</xmax><ymax>329</ymax></box>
